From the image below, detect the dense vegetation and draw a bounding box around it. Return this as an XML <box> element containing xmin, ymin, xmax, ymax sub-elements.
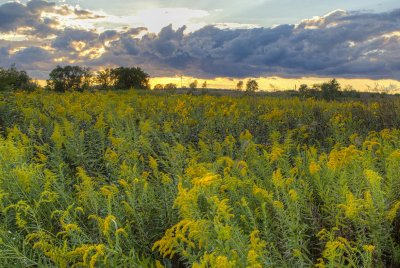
<box><xmin>1</xmin><ymin>90</ymin><xmax>400</xmax><ymax>267</ymax></box>
<box><xmin>0</xmin><ymin>66</ymin><xmax>38</xmax><ymax>92</ymax></box>
<box><xmin>47</xmin><ymin>66</ymin><xmax>151</xmax><ymax>92</ymax></box>
<box><xmin>0</xmin><ymin>65</ymin><xmax>151</xmax><ymax>93</ymax></box>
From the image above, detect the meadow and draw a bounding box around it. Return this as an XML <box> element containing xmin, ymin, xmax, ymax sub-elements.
<box><xmin>0</xmin><ymin>89</ymin><xmax>400</xmax><ymax>267</ymax></box>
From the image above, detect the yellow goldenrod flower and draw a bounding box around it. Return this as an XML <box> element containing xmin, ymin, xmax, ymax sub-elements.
<box><xmin>155</xmin><ymin>260</ymin><xmax>165</xmax><ymax>268</ymax></box>
<box><xmin>388</xmin><ymin>150</ymin><xmax>400</xmax><ymax>160</ymax></box>
<box><xmin>272</xmin><ymin>169</ymin><xmax>285</xmax><ymax>188</ymax></box>
<box><xmin>215</xmin><ymin>255</ymin><xmax>234</xmax><ymax>268</ymax></box>
<box><xmin>338</xmin><ymin>192</ymin><xmax>362</xmax><ymax>219</ymax></box>
<box><xmin>270</xmin><ymin>145</ymin><xmax>284</xmax><ymax>163</ymax></box>
<box><xmin>363</xmin><ymin>245</ymin><xmax>375</xmax><ymax>253</ymax></box>
<box><xmin>364</xmin><ymin>169</ymin><xmax>382</xmax><ymax>187</ymax></box>
<box><xmin>273</xmin><ymin>200</ymin><xmax>284</xmax><ymax>210</ymax></box>
<box><xmin>161</xmin><ymin>173</ymin><xmax>173</xmax><ymax>185</ymax></box>
<box><xmin>327</xmin><ymin>145</ymin><xmax>360</xmax><ymax>171</ymax></box>
<box><xmin>149</xmin><ymin>155</ymin><xmax>158</xmax><ymax>172</ymax></box>
<box><xmin>51</xmin><ymin>123</ymin><xmax>65</xmax><ymax>149</ymax></box>
<box><xmin>309</xmin><ymin>161</ymin><xmax>320</xmax><ymax>175</ymax></box>
<box><xmin>387</xmin><ymin>201</ymin><xmax>400</xmax><ymax>222</ymax></box>
<box><xmin>289</xmin><ymin>189</ymin><xmax>298</xmax><ymax>201</ymax></box>
<box><xmin>100</xmin><ymin>184</ymin><xmax>119</xmax><ymax>198</ymax></box>
<box><xmin>192</xmin><ymin>173</ymin><xmax>221</xmax><ymax>186</ymax></box>
<box><xmin>252</xmin><ymin>185</ymin><xmax>273</xmax><ymax>201</ymax></box>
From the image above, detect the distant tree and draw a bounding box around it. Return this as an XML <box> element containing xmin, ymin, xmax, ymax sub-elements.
<box><xmin>189</xmin><ymin>80</ymin><xmax>198</xmax><ymax>90</ymax></box>
<box><xmin>202</xmin><ymin>81</ymin><xmax>207</xmax><ymax>89</ymax></box>
<box><xmin>299</xmin><ymin>84</ymin><xmax>309</xmax><ymax>93</ymax></box>
<box><xmin>153</xmin><ymin>84</ymin><xmax>164</xmax><ymax>90</ymax></box>
<box><xmin>164</xmin><ymin>83</ymin><xmax>177</xmax><ymax>90</ymax></box>
<box><xmin>298</xmin><ymin>84</ymin><xmax>318</xmax><ymax>98</ymax></box>
<box><xmin>22</xmin><ymin>80</ymin><xmax>40</xmax><ymax>92</ymax></box>
<box><xmin>0</xmin><ymin>65</ymin><xmax>36</xmax><ymax>91</ymax></box>
<box><xmin>343</xmin><ymin>85</ymin><xmax>354</xmax><ymax>92</ymax></box>
<box><xmin>321</xmin><ymin>79</ymin><xmax>341</xmax><ymax>101</ymax></box>
<box><xmin>96</xmin><ymin>68</ymin><xmax>114</xmax><ymax>89</ymax></box>
<box><xmin>111</xmin><ymin>67</ymin><xmax>150</xmax><ymax>90</ymax></box>
<box><xmin>236</xmin><ymin>80</ymin><xmax>244</xmax><ymax>91</ymax></box>
<box><xmin>246</xmin><ymin>79</ymin><xmax>259</xmax><ymax>92</ymax></box>
<box><xmin>47</xmin><ymin>65</ymin><xmax>92</xmax><ymax>92</ymax></box>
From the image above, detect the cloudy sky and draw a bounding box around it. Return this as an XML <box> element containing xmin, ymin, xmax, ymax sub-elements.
<box><xmin>0</xmin><ymin>0</ymin><xmax>399</xmax><ymax>90</ymax></box>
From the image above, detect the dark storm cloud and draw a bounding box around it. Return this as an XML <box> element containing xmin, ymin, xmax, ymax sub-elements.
<box><xmin>11</xmin><ymin>47</ymin><xmax>52</xmax><ymax>65</ymax></box>
<box><xmin>96</xmin><ymin>9</ymin><xmax>399</xmax><ymax>79</ymax></box>
<box><xmin>0</xmin><ymin>1</ymin><xmax>42</xmax><ymax>32</ymax></box>
<box><xmin>0</xmin><ymin>0</ymin><xmax>102</xmax><ymax>37</ymax></box>
<box><xmin>51</xmin><ymin>28</ymin><xmax>99</xmax><ymax>51</ymax></box>
<box><xmin>0</xmin><ymin>47</ymin><xmax>54</xmax><ymax>74</ymax></box>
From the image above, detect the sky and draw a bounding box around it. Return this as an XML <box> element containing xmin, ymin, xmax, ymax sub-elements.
<box><xmin>0</xmin><ymin>0</ymin><xmax>399</xmax><ymax>91</ymax></box>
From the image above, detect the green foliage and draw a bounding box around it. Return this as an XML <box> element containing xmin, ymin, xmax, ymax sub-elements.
<box><xmin>236</xmin><ymin>80</ymin><xmax>244</xmax><ymax>91</ymax></box>
<box><xmin>0</xmin><ymin>90</ymin><xmax>400</xmax><ymax>267</ymax></box>
<box><xmin>110</xmin><ymin>67</ymin><xmax>150</xmax><ymax>90</ymax></box>
<box><xmin>246</xmin><ymin>79</ymin><xmax>259</xmax><ymax>92</ymax></box>
<box><xmin>189</xmin><ymin>80</ymin><xmax>198</xmax><ymax>90</ymax></box>
<box><xmin>154</xmin><ymin>84</ymin><xmax>164</xmax><ymax>90</ymax></box>
<box><xmin>47</xmin><ymin>65</ymin><xmax>92</xmax><ymax>92</ymax></box>
<box><xmin>96</xmin><ymin>68</ymin><xmax>114</xmax><ymax>90</ymax></box>
<box><xmin>164</xmin><ymin>83</ymin><xmax>178</xmax><ymax>90</ymax></box>
<box><xmin>321</xmin><ymin>79</ymin><xmax>341</xmax><ymax>101</ymax></box>
<box><xmin>47</xmin><ymin>66</ymin><xmax>151</xmax><ymax>92</ymax></box>
<box><xmin>299</xmin><ymin>84</ymin><xmax>319</xmax><ymax>98</ymax></box>
<box><xmin>153</xmin><ymin>83</ymin><xmax>178</xmax><ymax>91</ymax></box>
<box><xmin>0</xmin><ymin>65</ymin><xmax>36</xmax><ymax>91</ymax></box>
<box><xmin>298</xmin><ymin>79</ymin><xmax>356</xmax><ymax>101</ymax></box>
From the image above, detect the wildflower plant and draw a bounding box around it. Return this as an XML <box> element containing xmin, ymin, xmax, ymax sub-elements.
<box><xmin>0</xmin><ymin>90</ymin><xmax>400</xmax><ymax>267</ymax></box>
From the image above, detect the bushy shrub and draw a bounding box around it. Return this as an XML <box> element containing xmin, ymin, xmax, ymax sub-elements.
<box><xmin>0</xmin><ymin>65</ymin><xmax>37</xmax><ymax>91</ymax></box>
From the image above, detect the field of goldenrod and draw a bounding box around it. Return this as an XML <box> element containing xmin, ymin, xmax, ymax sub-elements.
<box><xmin>0</xmin><ymin>90</ymin><xmax>400</xmax><ymax>267</ymax></box>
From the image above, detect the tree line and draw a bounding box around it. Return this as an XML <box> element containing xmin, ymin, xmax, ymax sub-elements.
<box><xmin>0</xmin><ymin>65</ymin><xmax>377</xmax><ymax>100</ymax></box>
<box><xmin>48</xmin><ymin>66</ymin><xmax>151</xmax><ymax>92</ymax></box>
<box><xmin>154</xmin><ymin>79</ymin><xmax>260</xmax><ymax>92</ymax></box>
<box><xmin>0</xmin><ymin>64</ymin><xmax>262</xmax><ymax>93</ymax></box>
<box><xmin>297</xmin><ymin>79</ymin><xmax>363</xmax><ymax>100</ymax></box>
<box><xmin>0</xmin><ymin>65</ymin><xmax>151</xmax><ymax>92</ymax></box>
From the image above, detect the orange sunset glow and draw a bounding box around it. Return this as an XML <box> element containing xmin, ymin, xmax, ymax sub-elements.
<box><xmin>151</xmin><ymin>76</ymin><xmax>400</xmax><ymax>92</ymax></box>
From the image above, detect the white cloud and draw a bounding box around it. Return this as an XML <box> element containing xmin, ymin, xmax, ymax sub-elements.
<box><xmin>132</xmin><ymin>8</ymin><xmax>209</xmax><ymax>32</ymax></box>
<box><xmin>213</xmin><ymin>22</ymin><xmax>259</xmax><ymax>30</ymax></box>
<box><xmin>60</xmin><ymin>7</ymin><xmax>210</xmax><ymax>33</ymax></box>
